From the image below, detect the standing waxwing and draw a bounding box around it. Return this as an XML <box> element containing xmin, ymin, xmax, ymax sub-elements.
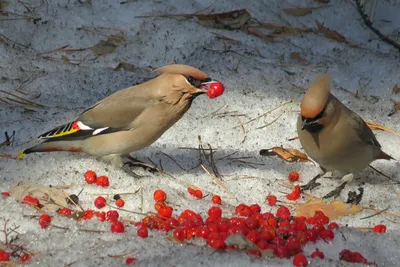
<box><xmin>18</xmin><ymin>64</ymin><xmax>224</xmax><ymax>170</ymax></box>
<box><xmin>297</xmin><ymin>74</ymin><xmax>393</xmax><ymax>198</ymax></box>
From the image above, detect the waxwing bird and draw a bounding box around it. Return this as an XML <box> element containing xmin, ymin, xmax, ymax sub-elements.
<box><xmin>18</xmin><ymin>64</ymin><xmax>222</xmax><ymax>171</ymax></box>
<box><xmin>297</xmin><ymin>74</ymin><xmax>393</xmax><ymax>198</ymax></box>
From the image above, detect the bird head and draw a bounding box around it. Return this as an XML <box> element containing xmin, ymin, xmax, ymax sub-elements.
<box><xmin>152</xmin><ymin>64</ymin><xmax>222</xmax><ymax>98</ymax></box>
<box><xmin>300</xmin><ymin>74</ymin><xmax>332</xmax><ymax>132</ymax></box>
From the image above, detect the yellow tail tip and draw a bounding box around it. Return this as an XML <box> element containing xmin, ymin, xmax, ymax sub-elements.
<box><xmin>17</xmin><ymin>151</ymin><xmax>26</xmax><ymax>159</ymax></box>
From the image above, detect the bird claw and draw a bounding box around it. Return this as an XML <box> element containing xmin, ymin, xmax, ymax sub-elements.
<box><xmin>322</xmin><ymin>182</ymin><xmax>347</xmax><ymax>199</ymax></box>
<box><xmin>300</xmin><ymin>174</ymin><xmax>322</xmax><ymax>191</ymax></box>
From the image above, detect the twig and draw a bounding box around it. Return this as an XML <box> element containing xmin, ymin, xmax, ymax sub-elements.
<box><xmin>368</xmin><ymin>165</ymin><xmax>398</xmax><ymax>182</ymax></box>
<box><xmin>0</xmin><ymin>33</ymin><xmax>29</xmax><ymax>48</ymax></box>
<box><xmin>159</xmin><ymin>152</ymin><xmax>186</xmax><ymax>170</ymax></box>
<box><xmin>200</xmin><ymin>164</ymin><xmax>238</xmax><ymax>201</ymax></box>
<box><xmin>354</xmin><ymin>0</ymin><xmax>400</xmax><ymax>52</ymax></box>
<box><xmin>359</xmin><ymin>206</ymin><xmax>390</xmax><ymax>220</ymax></box>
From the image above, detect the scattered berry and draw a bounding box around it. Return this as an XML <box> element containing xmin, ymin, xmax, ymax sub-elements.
<box><xmin>328</xmin><ymin>222</ymin><xmax>339</xmax><ymax>230</ymax></box>
<box><xmin>94</xmin><ymin>196</ymin><xmax>107</xmax><ymax>209</ymax></box>
<box><xmin>154</xmin><ymin>201</ymin><xmax>166</xmax><ymax>211</ymax></box>
<box><xmin>96</xmin><ymin>176</ymin><xmax>109</xmax><ymax>187</ymax></box>
<box><xmin>84</xmin><ymin>170</ymin><xmax>97</xmax><ymax>184</ymax></box>
<box><xmin>373</xmin><ymin>224</ymin><xmax>387</xmax><ymax>233</ymax></box>
<box><xmin>276</xmin><ymin>206</ymin><xmax>291</xmax><ymax>220</ymax></box>
<box><xmin>293</xmin><ymin>254</ymin><xmax>308</xmax><ymax>267</ymax></box>
<box><xmin>311</xmin><ymin>249</ymin><xmax>324</xmax><ymax>259</ymax></box>
<box><xmin>39</xmin><ymin>214</ymin><xmax>52</xmax><ymax>229</ymax></box>
<box><xmin>111</xmin><ymin>221</ymin><xmax>125</xmax><ymax>233</ymax></box>
<box><xmin>58</xmin><ymin>207</ymin><xmax>72</xmax><ymax>216</ymax></box>
<box><xmin>158</xmin><ymin>206</ymin><xmax>173</xmax><ymax>218</ymax></box>
<box><xmin>83</xmin><ymin>210</ymin><xmax>94</xmax><ymax>220</ymax></box>
<box><xmin>21</xmin><ymin>253</ymin><xmax>31</xmax><ymax>263</ymax></box>
<box><xmin>286</xmin><ymin>185</ymin><xmax>301</xmax><ymax>201</ymax></box>
<box><xmin>208</xmin><ymin>206</ymin><xmax>222</xmax><ymax>218</ymax></box>
<box><xmin>212</xmin><ymin>195</ymin><xmax>222</xmax><ymax>205</ymax></box>
<box><xmin>95</xmin><ymin>211</ymin><xmax>106</xmax><ymax>222</ymax></box>
<box><xmin>106</xmin><ymin>210</ymin><xmax>120</xmax><ymax>222</ymax></box>
<box><xmin>113</xmin><ymin>194</ymin><xmax>121</xmax><ymax>200</ymax></box>
<box><xmin>0</xmin><ymin>250</ymin><xmax>10</xmax><ymax>262</ymax></box>
<box><xmin>137</xmin><ymin>225</ymin><xmax>148</xmax><ymax>238</ymax></box>
<box><xmin>115</xmin><ymin>198</ymin><xmax>125</xmax><ymax>208</ymax></box>
<box><xmin>267</xmin><ymin>195</ymin><xmax>277</xmax><ymax>206</ymax></box>
<box><xmin>125</xmin><ymin>257</ymin><xmax>136</xmax><ymax>264</ymax></box>
<box><xmin>1</xmin><ymin>192</ymin><xmax>10</xmax><ymax>197</ymax></box>
<box><xmin>339</xmin><ymin>249</ymin><xmax>368</xmax><ymax>264</ymax></box>
<box><xmin>288</xmin><ymin>171</ymin><xmax>300</xmax><ymax>183</ymax></box>
<box><xmin>153</xmin><ymin>190</ymin><xmax>167</xmax><ymax>202</ymax></box>
<box><xmin>23</xmin><ymin>196</ymin><xmax>40</xmax><ymax>207</ymax></box>
<box><xmin>188</xmin><ymin>187</ymin><xmax>203</xmax><ymax>199</ymax></box>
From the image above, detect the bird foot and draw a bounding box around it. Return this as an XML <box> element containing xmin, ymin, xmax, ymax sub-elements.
<box><xmin>322</xmin><ymin>182</ymin><xmax>347</xmax><ymax>199</ymax></box>
<box><xmin>300</xmin><ymin>174</ymin><xmax>322</xmax><ymax>191</ymax></box>
<box><xmin>124</xmin><ymin>156</ymin><xmax>160</xmax><ymax>174</ymax></box>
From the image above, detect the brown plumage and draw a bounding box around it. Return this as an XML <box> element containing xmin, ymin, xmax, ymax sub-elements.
<box><xmin>19</xmin><ymin>64</ymin><xmax>219</xmax><ymax>167</ymax></box>
<box><xmin>297</xmin><ymin>74</ymin><xmax>393</xmax><ymax>196</ymax></box>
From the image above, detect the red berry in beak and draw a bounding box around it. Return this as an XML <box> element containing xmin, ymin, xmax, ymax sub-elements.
<box><xmin>206</xmin><ymin>81</ymin><xmax>225</xmax><ymax>98</ymax></box>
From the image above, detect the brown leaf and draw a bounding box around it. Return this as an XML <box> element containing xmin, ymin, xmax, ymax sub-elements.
<box><xmin>290</xmin><ymin>52</ymin><xmax>309</xmax><ymax>65</ymax></box>
<box><xmin>61</xmin><ymin>55</ymin><xmax>70</xmax><ymax>62</ymax></box>
<box><xmin>10</xmin><ymin>182</ymin><xmax>80</xmax><ymax>214</ymax></box>
<box><xmin>90</xmin><ymin>37</ymin><xmax>120</xmax><ymax>56</ymax></box>
<box><xmin>365</xmin><ymin>120</ymin><xmax>400</xmax><ymax>137</ymax></box>
<box><xmin>247</xmin><ymin>27</ymin><xmax>276</xmax><ymax>41</ymax></box>
<box><xmin>259</xmin><ymin>147</ymin><xmax>310</xmax><ymax>163</ymax></box>
<box><xmin>283</xmin><ymin>7</ymin><xmax>313</xmax><ymax>16</ymax></box>
<box><xmin>196</xmin><ymin>9</ymin><xmax>251</xmax><ymax>30</ymax></box>
<box><xmin>258</xmin><ymin>21</ymin><xmax>312</xmax><ymax>34</ymax></box>
<box><xmin>315</xmin><ymin>20</ymin><xmax>357</xmax><ymax>47</ymax></box>
<box><xmin>112</xmin><ymin>62</ymin><xmax>137</xmax><ymax>72</ymax></box>
<box><xmin>0</xmin><ymin>1</ymin><xmax>8</xmax><ymax>11</ymax></box>
<box><xmin>296</xmin><ymin>199</ymin><xmax>362</xmax><ymax>220</ymax></box>
<box><xmin>393</xmin><ymin>85</ymin><xmax>400</xmax><ymax>94</ymax></box>
<box><xmin>313</xmin><ymin>0</ymin><xmax>330</xmax><ymax>3</ymax></box>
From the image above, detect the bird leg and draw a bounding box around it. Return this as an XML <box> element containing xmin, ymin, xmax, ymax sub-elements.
<box><xmin>300</xmin><ymin>168</ymin><xmax>325</xmax><ymax>191</ymax></box>
<box><xmin>124</xmin><ymin>155</ymin><xmax>160</xmax><ymax>173</ymax></box>
<box><xmin>322</xmin><ymin>173</ymin><xmax>353</xmax><ymax>199</ymax></box>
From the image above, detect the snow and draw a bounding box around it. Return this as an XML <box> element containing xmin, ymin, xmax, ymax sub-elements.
<box><xmin>1</xmin><ymin>0</ymin><xmax>400</xmax><ymax>266</ymax></box>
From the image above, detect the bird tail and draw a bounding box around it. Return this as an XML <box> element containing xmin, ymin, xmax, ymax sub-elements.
<box><xmin>376</xmin><ymin>151</ymin><xmax>395</xmax><ymax>161</ymax></box>
<box><xmin>17</xmin><ymin>140</ymin><xmax>84</xmax><ymax>159</ymax></box>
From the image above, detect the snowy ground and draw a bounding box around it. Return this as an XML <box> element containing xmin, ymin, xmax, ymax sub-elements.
<box><xmin>1</xmin><ymin>0</ymin><xmax>400</xmax><ymax>266</ymax></box>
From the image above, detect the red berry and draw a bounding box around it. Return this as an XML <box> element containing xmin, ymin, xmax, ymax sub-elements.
<box><xmin>21</xmin><ymin>253</ymin><xmax>31</xmax><ymax>263</ymax></box>
<box><xmin>212</xmin><ymin>195</ymin><xmax>222</xmax><ymax>205</ymax></box>
<box><xmin>94</xmin><ymin>196</ymin><xmax>107</xmax><ymax>209</ymax></box>
<box><xmin>106</xmin><ymin>210</ymin><xmax>120</xmax><ymax>222</ymax></box>
<box><xmin>115</xmin><ymin>198</ymin><xmax>125</xmax><ymax>208</ymax></box>
<box><xmin>158</xmin><ymin>206</ymin><xmax>173</xmax><ymax>218</ymax></box>
<box><xmin>59</xmin><ymin>207</ymin><xmax>72</xmax><ymax>216</ymax></box>
<box><xmin>267</xmin><ymin>195</ymin><xmax>277</xmax><ymax>206</ymax></box>
<box><xmin>194</xmin><ymin>189</ymin><xmax>203</xmax><ymax>199</ymax></box>
<box><xmin>288</xmin><ymin>171</ymin><xmax>300</xmax><ymax>182</ymax></box>
<box><xmin>319</xmin><ymin>229</ymin><xmax>334</xmax><ymax>240</ymax></box>
<box><xmin>95</xmin><ymin>211</ymin><xmax>106</xmax><ymax>222</ymax></box>
<box><xmin>293</xmin><ymin>254</ymin><xmax>308</xmax><ymax>267</ymax></box>
<box><xmin>137</xmin><ymin>225</ymin><xmax>148</xmax><ymax>238</ymax></box>
<box><xmin>0</xmin><ymin>250</ymin><xmax>10</xmax><ymax>262</ymax></box>
<box><xmin>96</xmin><ymin>176</ymin><xmax>109</xmax><ymax>187</ymax></box>
<box><xmin>276</xmin><ymin>206</ymin><xmax>291</xmax><ymax>219</ymax></box>
<box><xmin>111</xmin><ymin>221</ymin><xmax>125</xmax><ymax>233</ymax></box>
<box><xmin>206</xmin><ymin>81</ymin><xmax>225</xmax><ymax>99</ymax></box>
<box><xmin>125</xmin><ymin>257</ymin><xmax>136</xmax><ymax>264</ymax></box>
<box><xmin>339</xmin><ymin>249</ymin><xmax>368</xmax><ymax>264</ymax></box>
<box><xmin>173</xmin><ymin>228</ymin><xmax>186</xmax><ymax>241</ymax></box>
<box><xmin>83</xmin><ymin>210</ymin><xmax>94</xmax><ymax>220</ymax></box>
<box><xmin>250</xmin><ymin>204</ymin><xmax>261</xmax><ymax>214</ymax></box>
<box><xmin>154</xmin><ymin>201</ymin><xmax>166</xmax><ymax>211</ymax></box>
<box><xmin>311</xmin><ymin>249</ymin><xmax>324</xmax><ymax>259</ymax></box>
<box><xmin>208</xmin><ymin>206</ymin><xmax>222</xmax><ymax>218</ymax></box>
<box><xmin>1</xmin><ymin>192</ymin><xmax>10</xmax><ymax>197</ymax></box>
<box><xmin>373</xmin><ymin>224</ymin><xmax>386</xmax><ymax>233</ymax></box>
<box><xmin>235</xmin><ymin>204</ymin><xmax>253</xmax><ymax>217</ymax></box>
<box><xmin>328</xmin><ymin>222</ymin><xmax>339</xmax><ymax>230</ymax></box>
<box><xmin>153</xmin><ymin>190</ymin><xmax>167</xmax><ymax>202</ymax></box>
<box><xmin>286</xmin><ymin>185</ymin><xmax>301</xmax><ymax>201</ymax></box>
<box><xmin>23</xmin><ymin>195</ymin><xmax>40</xmax><ymax>206</ymax></box>
<box><xmin>84</xmin><ymin>170</ymin><xmax>97</xmax><ymax>184</ymax></box>
<box><xmin>39</xmin><ymin>214</ymin><xmax>52</xmax><ymax>229</ymax></box>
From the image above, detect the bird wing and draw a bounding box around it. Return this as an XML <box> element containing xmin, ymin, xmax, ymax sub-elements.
<box><xmin>38</xmin><ymin>92</ymin><xmax>159</xmax><ymax>141</ymax></box>
<box><xmin>349</xmin><ymin>112</ymin><xmax>381</xmax><ymax>148</ymax></box>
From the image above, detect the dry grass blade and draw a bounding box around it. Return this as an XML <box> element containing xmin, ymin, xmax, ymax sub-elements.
<box><xmin>234</xmin><ymin>100</ymin><xmax>292</xmax><ymax>128</ymax></box>
<box><xmin>315</xmin><ymin>20</ymin><xmax>357</xmax><ymax>47</ymax></box>
<box><xmin>283</xmin><ymin>7</ymin><xmax>313</xmax><ymax>16</ymax></box>
<box><xmin>200</xmin><ymin>164</ymin><xmax>237</xmax><ymax>201</ymax></box>
<box><xmin>259</xmin><ymin>147</ymin><xmax>310</xmax><ymax>163</ymax></box>
<box><xmin>290</xmin><ymin>52</ymin><xmax>309</xmax><ymax>65</ymax></box>
<box><xmin>314</xmin><ymin>0</ymin><xmax>330</xmax><ymax>3</ymax></box>
<box><xmin>365</xmin><ymin>120</ymin><xmax>400</xmax><ymax>137</ymax></box>
<box><xmin>0</xmin><ymin>154</ymin><xmax>15</xmax><ymax>159</ymax></box>
<box><xmin>258</xmin><ymin>21</ymin><xmax>313</xmax><ymax>34</ymax></box>
<box><xmin>0</xmin><ymin>90</ymin><xmax>45</xmax><ymax>107</ymax></box>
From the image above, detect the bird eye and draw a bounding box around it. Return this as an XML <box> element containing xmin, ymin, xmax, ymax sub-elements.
<box><xmin>187</xmin><ymin>76</ymin><xmax>195</xmax><ymax>85</ymax></box>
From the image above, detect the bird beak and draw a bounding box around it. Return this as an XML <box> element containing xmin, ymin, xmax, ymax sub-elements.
<box><xmin>193</xmin><ymin>79</ymin><xmax>215</xmax><ymax>95</ymax></box>
<box><xmin>301</xmin><ymin>118</ymin><xmax>316</xmax><ymax>131</ymax></box>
